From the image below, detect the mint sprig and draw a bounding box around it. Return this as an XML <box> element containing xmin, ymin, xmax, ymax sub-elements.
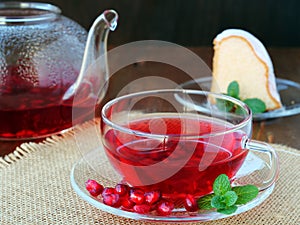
<box><xmin>243</xmin><ymin>98</ymin><xmax>266</xmax><ymax>114</ymax></box>
<box><xmin>227</xmin><ymin>81</ymin><xmax>240</xmax><ymax>99</ymax></box>
<box><xmin>232</xmin><ymin>185</ymin><xmax>259</xmax><ymax>205</ymax></box>
<box><xmin>197</xmin><ymin>174</ymin><xmax>259</xmax><ymax>215</ymax></box>
<box><xmin>226</xmin><ymin>81</ymin><xmax>266</xmax><ymax>114</ymax></box>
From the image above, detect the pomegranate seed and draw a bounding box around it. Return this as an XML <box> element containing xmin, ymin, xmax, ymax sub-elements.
<box><xmin>102</xmin><ymin>193</ymin><xmax>121</xmax><ymax>207</ymax></box>
<box><xmin>133</xmin><ymin>204</ymin><xmax>151</xmax><ymax>214</ymax></box>
<box><xmin>120</xmin><ymin>198</ymin><xmax>135</xmax><ymax>210</ymax></box>
<box><xmin>184</xmin><ymin>194</ymin><xmax>199</xmax><ymax>212</ymax></box>
<box><xmin>115</xmin><ymin>184</ymin><xmax>129</xmax><ymax>196</ymax></box>
<box><xmin>101</xmin><ymin>187</ymin><xmax>116</xmax><ymax>196</ymax></box>
<box><xmin>149</xmin><ymin>201</ymin><xmax>160</xmax><ymax>211</ymax></box>
<box><xmin>85</xmin><ymin>180</ymin><xmax>183</xmax><ymax>216</ymax></box>
<box><xmin>129</xmin><ymin>188</ymin><xmax>145</xmax><ymax>204</ymax></box>
<box><xmin>144</xmin><ymin>190</ymin><xmax>161</xmax><ymax>205</ymax></box>
<box><xmin>156</xmin><ymin>200</ymin><xmax>174</xmax><ymax>216</ymax></box>
<box><xmin>85</xmin><ymin>179</ymin><xmax>104</xmax><ymax>197</ymax></box>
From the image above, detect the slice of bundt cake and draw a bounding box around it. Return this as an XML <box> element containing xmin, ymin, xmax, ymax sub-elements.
<box><xmin>210</xmin><ymin>29</ymin><xmax>282</xmax><ymax>111</ymax></box>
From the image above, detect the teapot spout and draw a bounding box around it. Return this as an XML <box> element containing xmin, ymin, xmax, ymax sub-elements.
<box><xmin>104</xmin><ymin>10</ymin><xmax>118</xmax><ymax>31</ymax></box>
<box><xmin>63</xmin><ymin>9</ymin><xmax>118</xmax><ymax>102</ymax></box>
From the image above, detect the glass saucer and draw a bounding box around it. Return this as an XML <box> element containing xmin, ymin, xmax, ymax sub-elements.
<box><xmin>179</xmin><ymin>77</ymin><xmax>300</xmax><ymax>121</ymax></box>
<box><xmin>70</xmin><ymin>146</ymin><xmax>276</xmax><ymax>222</ymax></box>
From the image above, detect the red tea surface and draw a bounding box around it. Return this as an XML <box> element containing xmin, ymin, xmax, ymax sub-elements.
<box><xmin>103</xmin><ymin>116</ymin><xmax>249</xmax><ymax>199</ymax></box>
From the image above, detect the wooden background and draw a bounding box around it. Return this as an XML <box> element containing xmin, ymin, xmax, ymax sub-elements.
<box><xmin>5</xmin><ymin>0</ymin><xmax>300</xmax><ymax>47</ymax></box>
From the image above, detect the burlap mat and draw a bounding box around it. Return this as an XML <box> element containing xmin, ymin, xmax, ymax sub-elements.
<box><xmin>0</xmin><ymin>120</ymin><xmax>299</xmax><ymax>225</ymax></box>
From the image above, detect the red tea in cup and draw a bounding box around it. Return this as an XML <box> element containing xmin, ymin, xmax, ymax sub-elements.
<box><xmin>103</xmin><ymin>115</ymin><xmax>248</xmax><ymax>199</ymax></box>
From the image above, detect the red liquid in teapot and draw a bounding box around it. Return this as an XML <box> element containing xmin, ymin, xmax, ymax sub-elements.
<box><xmin>103</xmin><ymin>116</ymin><xmax>249</xmax><ymax>199</ymax></box>
<box><xmin>0</xmin><ymin>65</ymin><xmax>95</xmax><ymax>139</ymax></box>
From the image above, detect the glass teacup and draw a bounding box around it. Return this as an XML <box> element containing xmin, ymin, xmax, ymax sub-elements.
<box><xmin>101</xmin><ymin>89</ymin><xmax>279</xmax><ymax>199</ymax></box>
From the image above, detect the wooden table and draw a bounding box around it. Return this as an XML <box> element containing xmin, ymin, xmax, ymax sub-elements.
<box><xmin>1</xmin><ymin>47</ymin><xmax>300</xmax><ymax>156</ymax></box>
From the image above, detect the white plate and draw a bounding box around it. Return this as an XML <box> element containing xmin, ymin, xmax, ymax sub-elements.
<box><xmin>179</xmin><ymin>77</ymin><xmax>300</xmax><ymax>121</ymax></box>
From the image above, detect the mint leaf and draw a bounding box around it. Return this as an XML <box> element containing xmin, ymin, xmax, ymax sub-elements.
<box><xmin>223</xmin><ymin>191</ymin><xmax>238</xmax><ymax>206</ymax></box>
<box><xmin>196</xmin><ymin>174</ymin><xmax>259</xmax><ymax>216</ymax></box>
<box><xmin>243</xmin><ymin>98</ymin><xmax>266</xmax><ymax>114</ymax></box>
<box><xmin>216</xmin><ymin>99</ymin><xmax>234</xmax><ymax>112</ymax></box>
<box><xmin>227</xmin><ymin>81</ymin><xmax>239</xmax><ymax>98</ymax></box>
<box><xmin>213</xmin><ymin>174</ymin><xmax>231</xmax><ymax>196</ymax></box>
<box><xmin>211</xmin><ymin>196</ymin><xmax>226</xmax><ymax>209</ymax></box>
<box><xmin>217</xmin><ymin>205</ymin><xmax>238</xmax><ymax>215</ymax></box>
<box><xmin>232</xmin><ymin>185</ymin><xmax>259</xmax><ymax>205</ymax></box>
<box><xmin>197</xmin><ymin>194</ymin><xmax>214</xmax><ymax>210</ymax></box>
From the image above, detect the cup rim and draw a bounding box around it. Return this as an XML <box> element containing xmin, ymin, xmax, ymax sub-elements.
<box><xmin>0</xmin><ymin>2</ymin><xmax>61</xmax><ymax>24</ymax></box>
<box><xmin>102</xmin><ymin>89</ymin><xmax>252</xmax><ymax>138</ymax></box>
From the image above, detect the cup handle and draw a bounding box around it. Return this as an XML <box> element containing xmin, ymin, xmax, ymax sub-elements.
<box><xmin>243</xmin><ymin>139</ymin><xmax>279</xmax><ymax>191</ymax></box>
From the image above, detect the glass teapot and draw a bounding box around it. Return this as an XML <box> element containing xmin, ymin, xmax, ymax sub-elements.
<box><xmin>0</xmin><ymin>2</ymin><xmax>118</xmax><ymax>140</ymax></box>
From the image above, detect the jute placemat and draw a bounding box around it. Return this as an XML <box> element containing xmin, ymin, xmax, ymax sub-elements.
<box><xmin>0</xmin><ymin>120</ymin><xmax>299</xmax><ymax>225</ymax></box>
